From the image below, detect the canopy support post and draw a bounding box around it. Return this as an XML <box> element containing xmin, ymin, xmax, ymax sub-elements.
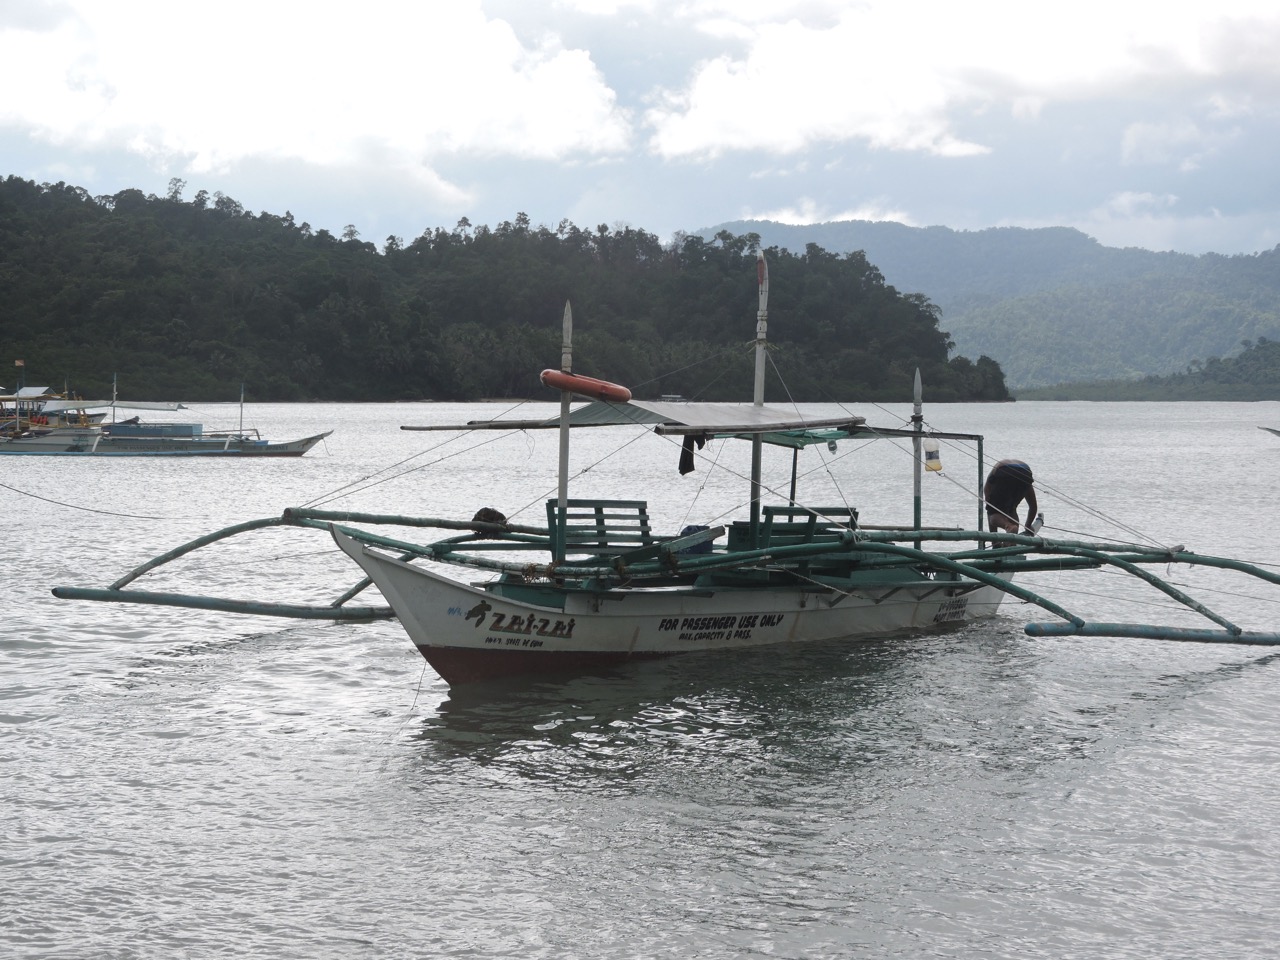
<box><xmin>555</xmin><ymin>301</ymin><xmax>572</xmax><ymax>562</ymax></box>
<box><xmin>912</xmin><ymin>369</ymin><xmax>923</xmax><ymax>551</ymax></box>
<box><xmin>750</xmin><ymin>251</ymin><xmax>769</xmax><ymax>547</ymax></box>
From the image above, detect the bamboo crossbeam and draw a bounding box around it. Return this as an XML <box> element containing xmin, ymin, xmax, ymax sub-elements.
<box><xmin>52</xmin><ymin>506</ymin><xmax>1280</xmax><ymax>645</ymax></box>
<box><xmin>1024</xmin><ymin>622</ymin><xmax>1280</xmax><ymax>645</ymax></box>
<box><xmin>52</xmin><ymin>586</ymin><xmax>394</xmax><ymax>621</ymax></box>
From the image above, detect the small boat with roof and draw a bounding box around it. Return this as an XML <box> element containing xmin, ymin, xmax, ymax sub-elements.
<box><xmin>1</xmin><ymin>378</ymin><xmax>330</xmax><ymax>456</ymax></box>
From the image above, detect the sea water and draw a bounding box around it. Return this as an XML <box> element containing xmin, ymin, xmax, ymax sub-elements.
<box><xmin>5</xmin><ymin>399</ymin><xmax>1280</xmax><ymax>959</ymax></box>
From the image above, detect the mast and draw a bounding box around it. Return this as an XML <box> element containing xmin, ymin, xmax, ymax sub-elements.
<box><xmin>555</xmin><ymin>301</ymin><xmax>573</xmax><ymax>562</ymax></box>
<box><xmin>912</xmin><ymin>368</ymin><xmax>922</xmax><ymax>550</ymax></box>
<box><xmin>750</xmin><ymin>251</ymin><xmax>769</xmax><ymax>544</ymax></box>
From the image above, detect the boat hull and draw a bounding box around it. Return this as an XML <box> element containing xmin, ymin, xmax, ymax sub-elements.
<box><xmin>0</xmin><ymin>430</ymin><xmax>331</xmax><ymax>456</ymax></box>
<box><xmin>0</xmin><ymin>428</ymin><xmax>104</xmax><ymax>453</ymax></box>
<box><xmin>333</xmin><ymin>530</ymin><xmax>1008</xmax><ymax>685</ymax></box>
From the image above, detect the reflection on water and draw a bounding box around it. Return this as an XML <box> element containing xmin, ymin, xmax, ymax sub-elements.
<box><xmin>409</xmin><ymin>627</ymin><xmax>1094</xmax><ymax>796</ymax></box>
<box><xmin>417</xmin><ymin>638</ymin><xmax>897</xmax><ymax>758</ymax></box>
<box><xmin>411</xmin><ymin>621</ymin><xmax>1280</xmax><ymax>804</ymax></box>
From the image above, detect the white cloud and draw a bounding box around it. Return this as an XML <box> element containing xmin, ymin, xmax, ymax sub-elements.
<box><xmin>0</xmin><ymin>0</ymin><xmax>632</xmax><ymax>186</ymax></box>
<box><xmin>1207</xmin><ymin>94</ymin><xmax>1255</xmax><ymax>120</ymax></box>
<box><xmin>2</xmin><ymin>0</ymin><xmax>1279</xmax><ymax>254</ymax></box>
<box><xmin>1065</xmin><ymin>205</ymin><xmax>1280</xmax><ymax>254</ymax></box>
<box><xmin>644</xmin><ymin>1</ymin><xmax>1280</xmax><ymax>158</ymax></box>
<box><xmin>1011</xmin><ymin>97</ymin><xmax>1046</xmax><ymax>121</ymax></box>
<box><xmin>752</xmin><ymin>196</ymin><xmax>915</xmax><ymax>226</ymax></box>
<box><xmin>553</xmin><ymin>0</ymin><xmax>659</xmax><ymax>15</ymax></box>
<box><xmin>645</xmin><ymin>13</ymin><xmax>991</xmax><ymax>159</ymax></box>
<box><xmin>1120</xmin><ymin>117</ymin><xmax>1247</xmax><ymax>174</ymax></box>
<box><xmin>1099</xmin><ymin>191</ymin><xmax>1180</xmax><ymax>218</ymax></box>
<box><xmin>1121</xmin><ymin>121</ymin><xmax>1203</xmax><ymax>166</ymax></box>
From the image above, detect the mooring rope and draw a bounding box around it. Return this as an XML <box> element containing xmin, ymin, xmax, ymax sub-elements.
<box><xmin>0</xmin><ymin>478</ymin><xmax>174</xmax><ymax>520</ymax></box>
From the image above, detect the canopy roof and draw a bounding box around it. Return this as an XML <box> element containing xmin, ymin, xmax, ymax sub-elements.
<box><xmin>1</xmin><ymin>387</ymin><xmax>57</xmax><ymax>403</ymax></box>
<box><xmin>42</xmin><ymin>399</ymin><xmax>187</xmax><ymax>413</ymax></box>
<box><xmin>567</xmin><ymin>399</ymin><xmax>867</xmax><ymax>435</ymax></box>
<box><xmin>2</xmin><ymin>387</ymin><xmax>185</xmax><ymax>411</ymax></box>
<box><xmin>404</xmin><ymin>399</ymin><xmax>984</xmax><ymax>447</ymax></box>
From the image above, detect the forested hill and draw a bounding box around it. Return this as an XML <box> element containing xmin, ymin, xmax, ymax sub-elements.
<box><xmin>703</xmin><ymin>219</ymin><xmax>1280</xmax><ymax>389</ymax></box>
<box><xmin>1018</xmin><ymin>336</ymin><xmax>1280</xmax><ymax>400</ymax></box>
<box><xmin>0</xmin><ymin>176</ymin><xmax>1008</xmax><ymax>403</ymax></box>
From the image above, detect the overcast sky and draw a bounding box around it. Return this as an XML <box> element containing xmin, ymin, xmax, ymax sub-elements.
<box><xmin>3</xmin><ymin>0</ymin><xmax>1278</xmax><ymax>255</ymax></box>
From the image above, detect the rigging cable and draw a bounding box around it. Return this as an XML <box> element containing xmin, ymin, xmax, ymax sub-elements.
<box><xmin>504</xmin><ymin>427</ymin><xmax>655</xmax><ymax>522</ymax></box>
<box><xmin>627</xmin><ymin>344</ymin><xmax>750</xmax><ymax>401</ymax></box>
<box><xmin>0</xmin><ymin>479</ymin><xmax>174</xmax><ymax>520</ymax></box>
<box><xmin>764</xmin><ymin>351</ymin><xmax>860</xmax><ymax>519</ymax></box>
<box><xmin>300</xmin><ymin>398</ymin><xmax>538</xmax><ymax>509</ymax></box>
<box><xmin>680</xmin><ymin>436</ymin><xmax>729</xmax><ymax>532</ymax></box>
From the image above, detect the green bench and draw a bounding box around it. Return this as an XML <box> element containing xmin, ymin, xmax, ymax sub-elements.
<box><xmin>762</xmin><ymin>504</ymin><xmax>858</xmax><ymax>546</ymax></box>
<box><xmin>546</xmin><ymin>499</ymin><xmax>655</xmax><ymax>557</ymax></box>
<box><xmin>726</xmin><ymin>505</ymin><xmax>859</xmax><ymax>552</ymax></box>
<box><xmin>545</xmin><ymin>499</ymin><xmax>725</xmax><ymax>570</ymax></box>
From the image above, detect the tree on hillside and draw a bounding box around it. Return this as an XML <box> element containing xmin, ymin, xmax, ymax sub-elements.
<box><xmin>0</xmin><ymin>175</ymin><xmax>1009</xmax><ymax>403</ymax></box>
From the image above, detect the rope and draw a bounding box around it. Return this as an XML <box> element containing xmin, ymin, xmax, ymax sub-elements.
<box><xmin>0</xmin><ymin>479</ymin><xmax>175</xmax><ymax>520</ymax></box>
<box><xmin>303</xmin><ymin>428</ymin><xmax>520</xmax><ymax>509</ymax></box>
<box><xmin>680</xmin><ymin>437</ymin><xmax>728</xmax><ymax>532</ymax></box>
<box><xmin>299</xmin><ymin>431</ymin><xmax>470</xmax><ymax>508</ymax></box>
<box><xmin>381</xmin><ymin>658</ymin><xmax>433</xmax><ymax>746</ymax></box>
<box><xmin>505</xmin><ymin>427</ymin><xmax>655</xmax><ymax>522</ymax></box>
<box><xmin>628</xmin><ymin>344</ymin><xmax>746</xmax><ymax>399</ymax></box>
<box><xmin>764</xmin><ymin>351</ymin><xmax>859</xmax><ymax>518</ymax></box>
<box><xmin>300</xmin><ymin>398</ymin><xmax>537</xmax><ymax>509</ymax></box>
<box><xmin>768</xmin><ymin>360</ymin><xmax>1172</xmax><ymax>550</ymax></box>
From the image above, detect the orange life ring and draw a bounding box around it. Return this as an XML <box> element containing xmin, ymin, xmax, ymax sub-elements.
<box><xmin>539</xmin><ymin>369</ymin><xmax>632</xmax><ymax>403</ymax></box>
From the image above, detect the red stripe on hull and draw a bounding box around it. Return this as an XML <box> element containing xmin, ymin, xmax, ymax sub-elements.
<box><xmin>418</xmin><ymin>645</ymin><xmax>672</xmax><ymax>686</ymax></box>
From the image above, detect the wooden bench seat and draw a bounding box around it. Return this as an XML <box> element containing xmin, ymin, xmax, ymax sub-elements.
<box><xmin>761</xmin><ymin>504</ymin><xmax>859</xmax><ymax>547</ymax></box>
<box><xmin>726</xmin><ymin>505</ymin><xmax>860</xmax><ymax>553</ymax></box>
<box><xmin>546</xmin><ymin>498</ymin><xmax>655</xmax><ymax>557</ymax></box>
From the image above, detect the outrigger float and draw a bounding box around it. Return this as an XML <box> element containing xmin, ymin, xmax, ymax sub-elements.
<box><xmin>53</xmin><ymin>254</ymin><xmax>1280</xmax><ymax>686</ymax></box>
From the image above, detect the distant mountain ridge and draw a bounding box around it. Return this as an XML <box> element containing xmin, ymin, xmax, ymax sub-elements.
<box><xmin>699</xmin><ymin>220</ymin><xmax>1280</xmax><ymax>389</ymax></box>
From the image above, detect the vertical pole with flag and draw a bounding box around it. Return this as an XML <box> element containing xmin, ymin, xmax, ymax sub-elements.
<box><xmin>913</xmin><ymin>368</ymin><xmax>923</xmax><ymax>550</ymax></box>
<box><xmin>749</xmin><ymin>251</ymin><xmax>768</xmax><ymax>546</ymax></box>
<box><xmin>554</xmin><ymin>302</ymin><xmax>573</xmax><ymax>562</ymax></box>
<box><xmin>15</xmin><ymin>359</ymin><xmax>24</xmax><ymax>392</ymax></box>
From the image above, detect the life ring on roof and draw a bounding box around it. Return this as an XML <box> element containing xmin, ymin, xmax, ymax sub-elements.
<box><xmin>539</xmin><ymin>369</ymin><xmax>632</xmax><ymax>403</ymax></box>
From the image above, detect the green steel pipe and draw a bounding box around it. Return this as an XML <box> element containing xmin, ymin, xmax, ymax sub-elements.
<box><xmin>1025</xmin><ymin>622</ymin><xmax>1280</xmax><ymax>645</ymax></box>
<box><xmin>78</xmin><ymin>510</ymin><xmax>1280</xmax><ymax>639</ymax></box>
<box><xmin>52</xmin><ymin>586</ymin><xmax>394</xmax><ymax>621</ymax></box>
<box><xmin>827</xmin><ymin>540</ymin><xmax>1083</xmax><ymax>626</ymax></box>
<box><xmin>1042</xmin><ymin>545</ymin><xmax>1239</xmax><ymax>634</ymax></box>
<box><xmin>976</xmin><ymin>438</ymin><xmax>985</xmax><ymax>543</ymax></box>
<box><xmin>329</xmin><ymin>576</ymin><xmax>376</xmax><ymax>608</ymax></box>
<box><xmin>109</xmin><ymin>516</ymin><xmax>289</xmax><ymax>590</ymax></box>
<box><xmin>328</xmin><ymin>546</ymin><xmax>444</xmax><ymax>608</ymax></box>
<box><xmin>283</xmin><ymin>507</ymin><xmax>545</xmax><ymax>537</ymax></box>
<box><xmin>1144</xmin><ymin>550</ymin><xmax>1280</xmax><ymax>587</ymax></box>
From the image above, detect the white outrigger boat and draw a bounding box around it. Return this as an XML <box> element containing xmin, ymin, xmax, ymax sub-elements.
<box><xmin>53</xmin><ymin>254</ymin><xmax>1280</xmax><ymax>686</ymax></box>
<box><xmin>1</xmin><ymin>381</ymin><xmax>330</xmax><ymax>456</ymax></box>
